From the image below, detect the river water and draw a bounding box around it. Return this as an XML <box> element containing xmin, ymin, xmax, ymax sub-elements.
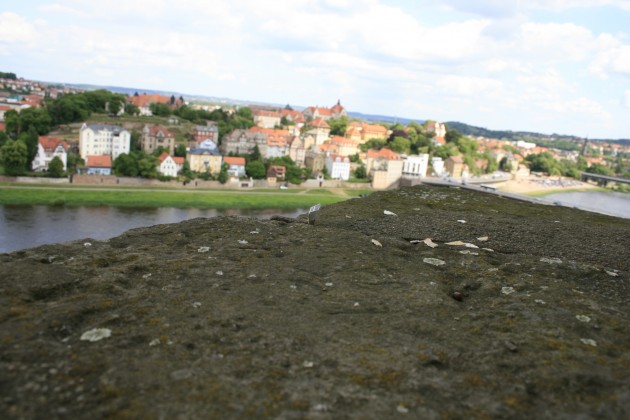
<box><xmin>541</xmin><ymin>191</ymin><xmax>630</xmax><ymax>219</ymax></box>
<box><xmin>0</xmin><ymin>206</ymin><xmax>307</xmax><ymax>253</ymax></box>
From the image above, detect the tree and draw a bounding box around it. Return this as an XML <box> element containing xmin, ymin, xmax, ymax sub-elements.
<box><xmin>354</xmin><ymin>164</ymin><xmax>367</xmax><ymax>179</ymax></box>
<box><xmin>125</xmin><ymin>103</ymin><xmax>140</xmax><ymax>116</ymax></box>
<box><xmin>248</xmin><ymin>144</ymin><xmax>262</xmax><ymax>162</ymax></box>
<box><xmin>0</xmin><ymin>139</ymin><xmax>28</xmax><ymax>176</ymax></box>
<box><xmin>236</xmin><ymin>107</ymin><xmax>253</xmax><ymax>120</ymax></box>
<box><xmin>174</xmin><ymin>143</ymin><xmax>187</xmax><ymax>157</ymax></box>
<box><xmin>388</xmin><ymin>136</ymin><xmax>411</xmax><ymax>153</ymax></box>
<box><xmin>47</xmin><ymin>156</ymin><xmax>65</xmax><ymax>178</ymax></box>
<box><xmin>138</xmin><ymin>154</ymin><xmax>159</xmax><ymax>178</ymax></box>
<box><xmin>182</xmin><ymin>160</ymin><xmax>192</xmax><ymax>180</ymax></box>
<box><xmin>246</xmin><ymin>160</ymin><xmax>266</xmax><ymax>179</ymax></box>
<box><xmin>525</xmin><ymin>152</ymin><xmax>559</xmax><ymax>174</ymax></box>
<box><xmin>149</xmin><ymin>103</ymin><xmax>171</xmax><ymax>117</ymax></box>
<box><xmin>328</xmin><ymin>116</ymin><xmax>349</xmax><ymax>136</ymax></box>
<box><xmin>588</xmin><ymin>163</ymin><xmax>614</xmax><ymax>176</ymax></box>
<box><xmin>20</xmin><ymin>127</ymin><xmax>39</xmax><ymax>168</ymax></box>
<box><xmin>360</xmin><ymin>138</ymin><xmax>387</xmax><ymax>152</ymax></box>
<box><xmin>113</xmin><ymin>153</ymin><xmax>139</xmax><ymax>177</ymax></box>
<box><xmin>130</xmin><ymin>130</ymin><xmax>142</xmax><ymax>152</ymax></box>
<box><xmin>218</xmin><ymin>163</ymin><xmax>229</xmax><ymax>184</ymax></box>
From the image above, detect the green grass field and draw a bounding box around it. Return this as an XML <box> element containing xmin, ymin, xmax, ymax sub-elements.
<box><xmin>0</xmin><ymin>187</ymin><xmax>347</xmax><ymax>209</ymax></box>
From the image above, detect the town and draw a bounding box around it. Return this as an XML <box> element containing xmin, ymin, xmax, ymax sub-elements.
<box><xmin>1</xmin><ymin>72</ymin><xmax>629</xmax><ymax>192</ymax></box>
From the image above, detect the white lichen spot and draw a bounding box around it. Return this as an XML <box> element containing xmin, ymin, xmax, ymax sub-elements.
<box><xmin>215</xmin><ymin>271</ymin><xmax>223</xmax><ymax>276</ymax></box>
<box><xmin>397</xmin><ymin>404</ymin><xmax>409</xmax><ymax>414</ymax></box>
<box><xmin>325</xmin><ymin>282</ymin><xmax>333</xmax><ymax>287</ymax></box>
<box><xmin>142</xmin><ymin>273</ymin><xmax>152</xmax><ymax>279</ymax></box>
<box><xmin>384</xmin><ymin>210</ymin><xmax>397</xmax><ymax>216</ymax></box>
<box><xmin>423</xmin><ymin>238</ymin><xmax>438</xmax><ymax>248</ymax></box>
<box><xmin>371</xmin><ymin>239</ymin><xmax>383</xmax><ymax>247</ymax></box>
<box><xmin>250</xmin><ymin>230</ymin><xmax>259</xmax><ymax>234</ymax></box>
<box><xmin>446</xmin><ymin>241</ymin><xmax>465</xmax><ymax>246</ymax></box>
<box><xmin>423</xmin><ymin>258</ymin><xmax>445</xmax><ymax>266</ymax></box>
<box><xmin>459</xmin><ymin>250</ymin><xmax>479</xmax><ymax>255</ymax></box>
<box><xmin>501</xmin><ymin>286</ymin><xmax>515</xmax><ymax>295</ymax></box>
<box><xmin>353</xmin><ymin>302</ymin><xmax>360</xmax><ymax>307</ymax></box>
<box><xmin>80</xmin><ymin>328</ymin><xmax>111</xmax><ymax>342</ymax></box>
<box><xmin>580</xmin><ymin>338</ymin><xmax>597</xmax><ymax>347</ymax></box>
<box><xmin>535</xmin><ymin>299</ymin><xmax>546</xmax><ymax>305</ymax></box>
<box><xmin>605</xmin><ymin>270</ymin><xmax>619</xmax><ymax>277</ymax></box>
<box><xmin>464</xmin><ymin>243</ymin><xmax>479</xmax><ymax>248</ymax></box>
<box><xmin>457</xmin><ymin>220</ymin><xmax>467</xmax><ymax>224</ymax></box>
<box><xmin>488</xmin><ymin>268</ymin><xmax>499</xmax><ymax>272</ymax></box>
<box><xmin>303</xmin><ymin>361</ymin><xmax>314</xmax><ymax>368</ymax></box>
<box><xmin>576</xmin><ymin>315</ymin><xmax>591</xmax><ymax>323</ymax></box>
<box><xmin>83</xmin><ymin>242</ymin><xmax>92</xmax><ymax>247</ymax></box>
<box><xmin>482</xmin><ymin>248</ymin><xmax>495</xmax><ymax>252</ymax></box>
<box><xmin>238</xmin><ymin>240</ymin><xmax>248</xmax><ymax>245</ymax></box>
<box><xmin>248</xmin><ymin>274</ymin><xmax>257</xmax><ymax>278</ymax></box>
<box><xmin>149</xmin><ymin>338</ymin><xmax>160</xmax><ymax>347</ymax></box>
<box><xmin>197</xmin><ymin>246</ymin><xmax>210</xmax><ymax>253</ymax></box>
<box><xmin>193</xmin><ymin>302</ymin><xmax>201</xmax><ymax>308</ymax></box>
<box><xmin>429</xmin><ymin>281</ymin><xmax>437</xmax><ymax>286</ymax></box>
<box><xmin>290</xmin><ymin>284</ymin><xmax>297</xmax><ymax>290</ymax></box>
<box><xmin>540</xmin><ymin>257</ymin><xmax>562</xmax><ymax>264</ymax></box>
<box><xmin>477</xmin><ymin>236</ymin><xmax>489</xmax><ymax>242</ymax></box>
<box><xmin>345</xmin><ymin>215</ymin><xmax>352</xmax><ymax>218</ymax></box>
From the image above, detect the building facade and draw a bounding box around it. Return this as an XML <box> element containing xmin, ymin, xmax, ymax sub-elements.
<box><xmin>79</xmin><ymin>124</ymin><xmax>130</xmax><ymax>160</ymax></box>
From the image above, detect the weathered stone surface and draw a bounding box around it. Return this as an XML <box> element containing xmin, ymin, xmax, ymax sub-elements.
<box><xmin>1</xmin><ymin>185</ymin><xmax>629</xmax><ymax>419</ymax></box>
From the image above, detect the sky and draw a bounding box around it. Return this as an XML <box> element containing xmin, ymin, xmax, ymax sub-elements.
<box><xmin>1</xmin><ymin>0</ymin><xmax>630</xmax><ymax>139</ymax></box>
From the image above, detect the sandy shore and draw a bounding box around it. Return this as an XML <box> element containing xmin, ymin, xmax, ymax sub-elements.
<box><xmin>495</xmin><ymin>175</ymin><xmax>599</xmax><ymax>195</ymax></box>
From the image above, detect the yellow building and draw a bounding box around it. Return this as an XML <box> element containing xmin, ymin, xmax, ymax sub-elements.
<box><xmin>187</xmin><ymin>148</ymin><xmax>223</xmax><ymax>175</ymax></box>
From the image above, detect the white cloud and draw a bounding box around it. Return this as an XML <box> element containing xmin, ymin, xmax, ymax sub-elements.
<box><xmin>0</xmin><ymin>12</ymin><xmax>39</xmax><ymax>44</ymax></box>
<box><xmin>623</xmin><ymin>90</ymin><xmax>630</xmax><ymax>107</ymax></box>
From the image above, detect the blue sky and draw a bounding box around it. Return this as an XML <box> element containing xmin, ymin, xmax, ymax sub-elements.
<box><xmin>1</xmin><ymin>0</ymin><xmax>629</xmax><ymax>139</ymax></box>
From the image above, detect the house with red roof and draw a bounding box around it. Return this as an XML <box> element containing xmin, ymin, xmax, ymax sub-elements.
<box><xmin>305</xmin><ymin>118</ymin><xmax>331</xmax><ymax>145</ymax></box>
<box><xmin>266</xmin><ymin>165</ymin><xmax>286</xmax><ymax>183</ymax></box>
<box><xmin>127</xmin><ymin>93</ymin><xmax>183</xmax><ymax>116</ymax></box>
<box><xmin>158</xmin><ymin>152</ymin><xmax>185</xmax><ymax>177</ymax></box>
<box><xmin>223</xmin><ymin>156</ymin><xmax>247</xmax><ymax>178</ymax></box>
<box><xmin>366</xmin><ymin>148</ymin><xmax>403</xmax><ymax>189</ymax></box>
<box><xmin>142</xmin><ymin>125</ymin><xmax>175</xmax><ymax>155</ymax></box>
<box><xmin>84</xmin><ymin>155</ymin><xmax>113</xmax><ymax>175</ymax></box>
<box><xmin>32</xmin><ymin>136</ymin><xmax>69</xmax><ymax>172</ymax></box>
<box><xmin>253</xmin><ymin>110</ymin><xmax>282</xmax><ymax>128</ymax></box>
<box><xmin>302</xmin><ymin>100</ymin><xmax>347</xmax><ymax>121</ymax></box>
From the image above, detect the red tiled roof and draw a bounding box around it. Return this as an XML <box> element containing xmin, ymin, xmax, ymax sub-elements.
<box><xmin>38</xmin><ymin>136</ymin><xmax>69</xmax><ymax>152</ymax></box>
<box><xmin>128</xmin><ymin>94</ymin><xmax>172</xmax><ymax>108</ymax></box>
<box><xmin>173</xmin><ymin>157</ymin><xmax>185</xmax><ymax>165</ymax></box>
<box><xmin>367</xmin><ymin>148</ymin><xmax>401</xmax><ymax>160</ymax></box>
<box><xmin>224</xmin><ymin>156</ymin><xmax>246</xmax><ymax>166</ymax></box>
<box><xmin>310</xmin><ymin>118</ymin><xmax>330</xmax><ymax>129</ymax></box>
<box><xmin>86</xmin><ymin>155</ymin><xmax>112</xmax><ymax>168</ymax></box>
<box><xmin>148</xmin><ymin>125</ymin><xmax>174</xmax><ymax>138</ymax></box>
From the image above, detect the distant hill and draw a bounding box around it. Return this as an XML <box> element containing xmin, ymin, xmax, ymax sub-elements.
<box><xmin>445</xmin><ymin>121</ymin><xmax>630</xmax><ymax>145</ymax></box>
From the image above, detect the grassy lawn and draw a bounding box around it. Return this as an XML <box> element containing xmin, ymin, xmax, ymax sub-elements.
<box><xmin>0</xmin><ymin>187</ymin><xmax>346</xmax><ymax>209</ymax></box>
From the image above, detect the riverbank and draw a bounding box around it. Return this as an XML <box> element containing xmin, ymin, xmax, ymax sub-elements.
<box><xmin>0</xmin><ymin>186</ymin><xmax>350</xmax><ymax>209</ymax></box>
<box><xmin>495</xmin><ymin>175</ymin><xmax>603</xmax><ymax>196</ymax></box>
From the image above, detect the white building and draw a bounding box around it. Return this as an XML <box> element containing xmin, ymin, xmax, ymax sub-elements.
<box><xmin>325</xmin><ymin>155</ymin><xmax>351</xmax><ymax>181</ymax></box>
<box><xmin>431</xmin><ymin>157</ymin><xmax>445</xmax><ymax>176</ymax></box>
<box><xmin>31</xmin><ymin>136</ymin><xmax>69</xmax><ymax>172</ymax></box>
<box><xmin>402</xmin><ymin>154</ymin><xmax>429</xmax><ymax>178</ymax></box>
<box><xmin>79</xmin><ymin>123</ymin><xmax>131</xmax><ymax>160</ymax></box>
<box><xmin>158</xmin><ymin>152</ymin><xmax>184</xmax><ymax>177</ymax></box>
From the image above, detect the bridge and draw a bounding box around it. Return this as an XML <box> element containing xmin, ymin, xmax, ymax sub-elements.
<box><xmin>581</xmin><ymin>172</ymin><xmax>630</xmax><ymax>187</ymax></box>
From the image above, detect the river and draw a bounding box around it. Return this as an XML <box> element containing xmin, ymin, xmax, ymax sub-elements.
<box><xmin>0</xmin><ymin>205</ymin><xmax>307</xmax><ymax>253</ymax></box>
<box><xmin>540</xmin><ymin>190</ymin><xmax>630</xmax><ymax>219</ymax></box>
